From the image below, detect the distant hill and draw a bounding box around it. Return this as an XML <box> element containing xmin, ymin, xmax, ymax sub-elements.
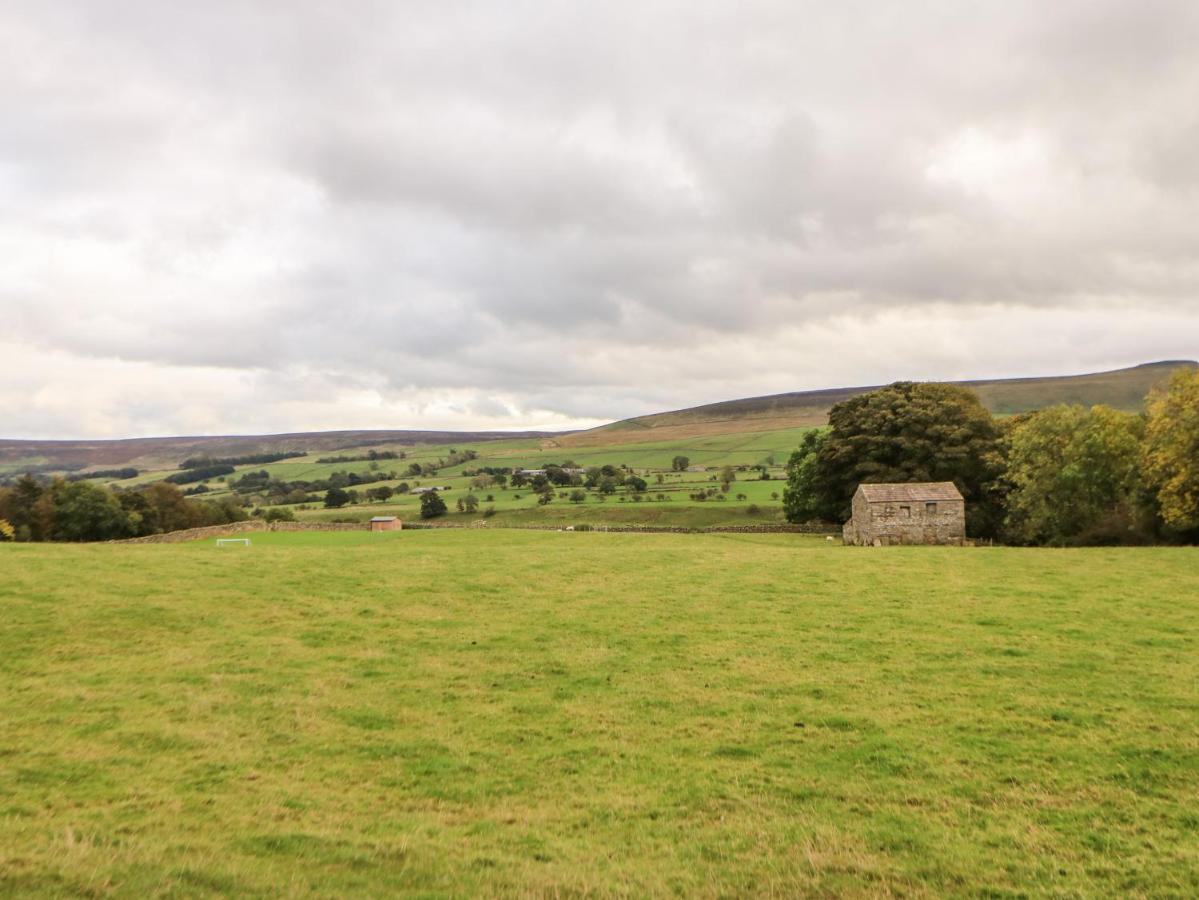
<box><xmin>0</xmin><ymin>429</ymin><xmax>558</xmax><ymax>475</ymax></box>
<box><xmin>558</xmin><ymin>360</ymin><xmax>1197</xmax><ymax>448</ymax></box>
<box><xmin>4</xmin><ymin>361</ymin><xmax>1193</xmax><ymax>473</ymax></box>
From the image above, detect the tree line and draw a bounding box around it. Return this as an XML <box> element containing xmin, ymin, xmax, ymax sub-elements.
<box><xmin>0</xmin><ymin>477</ymin><xmax>247</xmax><ymax>542</ymax></box>
<box><xmin>782</xmin><ymin>368</ymin><xmax>1199</xmax><ymax>545</ymax></box>
<box><xmin>180</xmin><ymin>451</ymin><xmax>306</xmax><ymax>469</ymax></box>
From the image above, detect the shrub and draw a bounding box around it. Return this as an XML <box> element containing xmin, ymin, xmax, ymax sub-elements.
<box><xmin>0</xmin><ymin>518</ymin><xmax>14</xmax><ymax>541</ymax></box>
<box><xmin>746</xmin><ymin>504</ymin><xmax>761</xmax><ymax>515</ymax></box>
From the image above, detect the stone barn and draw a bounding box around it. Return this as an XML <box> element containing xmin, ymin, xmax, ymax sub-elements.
<box><xmin>842</xmin><ymin>482</ymin><xmax>965</xmax><ymax>546</ymax></box>
<box><xmin>370</xmin><ymin>516</ymin><xmax>402</xmax><ymax>532</ymax></box>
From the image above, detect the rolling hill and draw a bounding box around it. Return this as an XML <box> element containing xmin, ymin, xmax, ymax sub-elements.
<box><xmin>3</xmin><ymin>360</ymin><xmax>1193</xmax><ymax>473</ymax></box>
<box><xmin>0</xmin><ymin>429</ymin><xmax>559</xmax><ymax>476</ymax></box>
<box><xmin>556</xmin><ymin>360</ymin><xmax>1197</xmax><ymax>448</ymax></box>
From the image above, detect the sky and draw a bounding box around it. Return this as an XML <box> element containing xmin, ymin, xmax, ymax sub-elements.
<box><xmin>2</xmin><ymin>0</ymin><xmax>1198</xmax><ymax>439</ymax></box>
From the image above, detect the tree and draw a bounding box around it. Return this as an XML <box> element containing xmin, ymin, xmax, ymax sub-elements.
<box><xmin>263</xmin><ymin>507</ymin><xmax>296</xmax><ymax>522</ymax></box>
<box><xmin>671</xmin><ymin>456</ymin><xmax>690</xmax><ymax>472</ymax></box>
<box><xmin>782</xmin><ymin>430</ymin><xmax>826</xmax><ymax>523</ymax></box>
<box><xmin>1005</xmin><ymin>405</ymin><xmax>1147</xmax><ymax>545</ymax></box>
<box><xmin>719</xmin><ymin>466</ymin><xmax>736</xmax><ymax>485</ymax></box>
<box><xmin>1144</xmin><ymin>367</ymin><xmax>1199</xmax><ymax>531</ymax></box>
<box><xmin>47</xmin><ymin>481</ymin><xmax>132</xmax><ymax>542</ymax></box>
<box><xmin>0</xmin><ymin>518</ymin><xmax>13</xmax><ymax>541</ymax></box>
<box><xmin>463</xmin><ymin>493</ymin><xmax>480</xmax><ymax>514</ymax></box>
<box><xmin>420</xmin><ymin>491</ymin><xmax>447</xmax><ymax>519</ymax></box>
<box><xmin>324</xmin><ymin>487</ymin><xmax>350</xmax><ymax>508</ymax></box>
<box><xmin>815</xmin><ymin>382</ymin><xmax>1007</xmax><ymax>537</ymax></box>
<box><xmin>0</xmin><ymin>475</ymin><xmax>47</xmax><ymax>540</ymax></box>
<box><xmin>569</xmin><ymin>489</ymin><xmax>587</xmax><ymax>504</ymax></box>
<box><xmin>625</xmin><ymin>475</ymin><xmax>648</xmax><ymax>494</ymax></box>
<box><xmin>142</xmin><ymin>482</ymin><xmax>198</xmax><ymax>533</ymax></box>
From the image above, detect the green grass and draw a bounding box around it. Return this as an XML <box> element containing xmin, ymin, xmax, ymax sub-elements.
<box><xmin>290</xmin><ymin>470</ymin><xmax>790</xmax><ymax>528</ymax></box>
<box><xmin>2</xmin><ymin>532</ymin><xmax>1198</xmax><ymax>896</ymax></box>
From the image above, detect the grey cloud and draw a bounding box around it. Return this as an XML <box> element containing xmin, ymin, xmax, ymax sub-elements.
<box><xmin>2</xmin><ymin>0</ymin><xmax>1198</xmax><ymax>438</ymax></box>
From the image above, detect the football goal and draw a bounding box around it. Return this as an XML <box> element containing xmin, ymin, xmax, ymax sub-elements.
<box><xmin>215</xmin><ymin>538</ymin><xmax>251</xmax><ymax>547</ymax></box>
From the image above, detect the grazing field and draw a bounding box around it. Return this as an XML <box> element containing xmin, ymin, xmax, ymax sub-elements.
<box><xmin>2</xmin><ymin>533</ymin><xmax>1198</xmax><ymax>896</ymax></box>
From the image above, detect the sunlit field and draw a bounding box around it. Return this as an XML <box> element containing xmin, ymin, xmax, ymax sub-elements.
<box><xmin>2</xmin><ymin>531</ymin><xmax>1197</xmax><ymax>896</ymax></box>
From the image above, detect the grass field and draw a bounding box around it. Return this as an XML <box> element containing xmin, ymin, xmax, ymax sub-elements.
<box><xmin>2</xmin><ymin>532</ymin><xmax>1197</xmax><ymax>896</ymax></box>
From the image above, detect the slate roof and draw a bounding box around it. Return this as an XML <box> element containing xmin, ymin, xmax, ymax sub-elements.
<box><xmin>857</xmin><ymin>482</ymin><xmax>963</xmax><ymax>503</ymax></box>
<box><xmin>370</xmin><ymin>516</ymin><xmax>398</xmax><ymax>522</ymax></box>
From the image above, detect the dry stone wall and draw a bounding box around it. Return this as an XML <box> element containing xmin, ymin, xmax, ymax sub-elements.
<box><xmin>111</xmin><ymin>521</ymin><xmax>369</xmax><ymax>544</ymax></box>
<box><xmin>113</xmin><ymin>519</ymin><xmax>837</xmax><ymax>544</ymax></box>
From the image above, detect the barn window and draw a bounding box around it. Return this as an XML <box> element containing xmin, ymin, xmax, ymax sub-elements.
<box><xmin>926</xmin><ymin>502</ymin><xmax>937</xmax><ymax>514</ymax></box>
<box><xmin>898</xmin><ymin>505</ymin><xmax>911</xmax><ymax>517</ymax></box>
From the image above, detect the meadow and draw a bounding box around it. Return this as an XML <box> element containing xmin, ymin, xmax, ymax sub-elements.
<box><xmin>79</xmin><ymin>426</ymin><xmax>810</xmax><ymax>529</ymax></box>
<box><xmin>2</xmin><ymin>531</ymin><xmax>1197</xmax><ymax>896</ymax></box>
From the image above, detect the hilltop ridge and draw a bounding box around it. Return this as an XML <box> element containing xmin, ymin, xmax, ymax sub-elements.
<box><xmin>557</xmin><ymin>360</ymin><xmax>1197</xmax><ymax>447</ymax></box>
<box><xmin>2</xmin><ymin>360</ymin><xmax>1193</xmax><ymax>470</ymax></box>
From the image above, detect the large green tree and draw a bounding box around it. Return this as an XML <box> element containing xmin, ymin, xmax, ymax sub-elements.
<box><xmin>1004</xmin><ymin>404</ymin><xmax>1147</xmax><ymax>545</ymax></box>
<box><xmin>1144</xmin><ymin>367</ymin><xmax>1199</xmax><ymax>531</ymax></box>
<box><xmin>782</xmin><ymin>430</ymin><xmax>826</xmax><ymax>523</ymax></box>
<box><xmin>812</xmin><ymin>382</ymin><xmax>1007</xmax><ymax>536</ymax></box>
<box><xmin>46</xmin><ymin>481</ymin><xmax>133</xmax><ymax>542</ymax></box>
<box><xmin>420</xmin><ymin>491</ymin><xmax>448</xmax><ymax>519</ymax></box>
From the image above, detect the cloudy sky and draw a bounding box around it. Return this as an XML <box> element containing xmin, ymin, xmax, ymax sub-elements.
<box><xmin>2</xmin><ymin>1</ymin><xmax>1198</xmax><ymax>439</ymax></box>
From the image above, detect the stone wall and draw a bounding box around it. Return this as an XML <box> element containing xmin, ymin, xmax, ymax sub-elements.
<box><xmin>404</xmin><ymin>521</ymin><xmax>838</xmax><ymax>535</ymax></box>
<box><xmin>111</xmin><ymin>520</ymin><xmax>369</xmax><ymax>544</ymax></box>
<box><xmin>113</xmin><ymin>519</ymin><xmax>837</xmax><ymax>543</ymax></box>
<box><xmin>846</xmin><ymin>499</ymin><xmax>966</xmax><ymax>546</ymax></box>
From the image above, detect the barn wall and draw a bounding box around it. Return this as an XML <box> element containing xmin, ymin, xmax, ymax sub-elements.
<box><xmin>863</xmin><ymin>499</ymin><xmax>965</xmax><ymax>545</ymax></box>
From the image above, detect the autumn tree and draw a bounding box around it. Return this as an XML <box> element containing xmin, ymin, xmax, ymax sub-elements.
<box><xmin>1144</xmin><ymin>367</ymin><xmax>1199</xmax><ymax>532</ymax></box>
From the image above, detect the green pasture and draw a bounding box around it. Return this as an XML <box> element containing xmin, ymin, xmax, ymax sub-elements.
<box><xmin>79</xmin><ymin>427</ymin><xmax>811</xmax><ymax>495</ymax></box>
<box><xmin>2</xmin><ymin>532</ymin><xmax>1197</xmax><ymax>896</ymax></box>
<box><xmin>284</xmin><ymin>470</ymin><xmax>790</xmax><ymax>528</ymax></box>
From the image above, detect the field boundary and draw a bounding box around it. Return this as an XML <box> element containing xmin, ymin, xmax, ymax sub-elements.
<box><xmin>110</xmin><ymin>521</ymin><xmax>370</xmax><ymax>544</ymax></box>
<box><xmin>404</xmin><ymin>521</ymin><xmax>839</xmax><ymax>535</ymax></box>
<box><xmin>109</xmin><ymin>519</ymin><xmax>839</xmax><ymax>543</ymax></box>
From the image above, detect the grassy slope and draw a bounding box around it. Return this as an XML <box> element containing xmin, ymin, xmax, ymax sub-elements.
<box><xmin>564</xmin><ymin>360</ymin><xmax>1198</xmax><ymax>447</ymax></box>
<box><xmin>2</xmin><ymin>532</ymin><xmax>1197</xmax><ymax>896</ymax></box>
<box><xmin>6</xmin><ymin>361</ymin><xmax>1195</xmax><ymax>477</ymax></box>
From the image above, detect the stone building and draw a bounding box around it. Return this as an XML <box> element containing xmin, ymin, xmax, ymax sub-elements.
<box><xmin>370</xmin><ymin>516</ymin><xmax>402</xmax><ymax>532</ymax></box>
<box><xmin>842</xmin><ymin>482</ymin><xmax>965</xmax><ymax>546</ymax></box>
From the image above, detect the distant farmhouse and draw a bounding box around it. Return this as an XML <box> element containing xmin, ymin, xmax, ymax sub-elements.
<box><xmin>410</xmin><ymin>485</ymin><xmax>452</xmax><ymax>495</ymax></box>
<box><xmin>843</xmin><ymin>482</ymin><xmax>966</xmax><ymax>546</ymax></box>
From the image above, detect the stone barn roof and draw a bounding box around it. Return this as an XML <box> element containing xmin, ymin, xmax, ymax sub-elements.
<box><xmin>857</xmin><ymin>482</ymin><xmax>963</xmax><ymax>503</ymax></box>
